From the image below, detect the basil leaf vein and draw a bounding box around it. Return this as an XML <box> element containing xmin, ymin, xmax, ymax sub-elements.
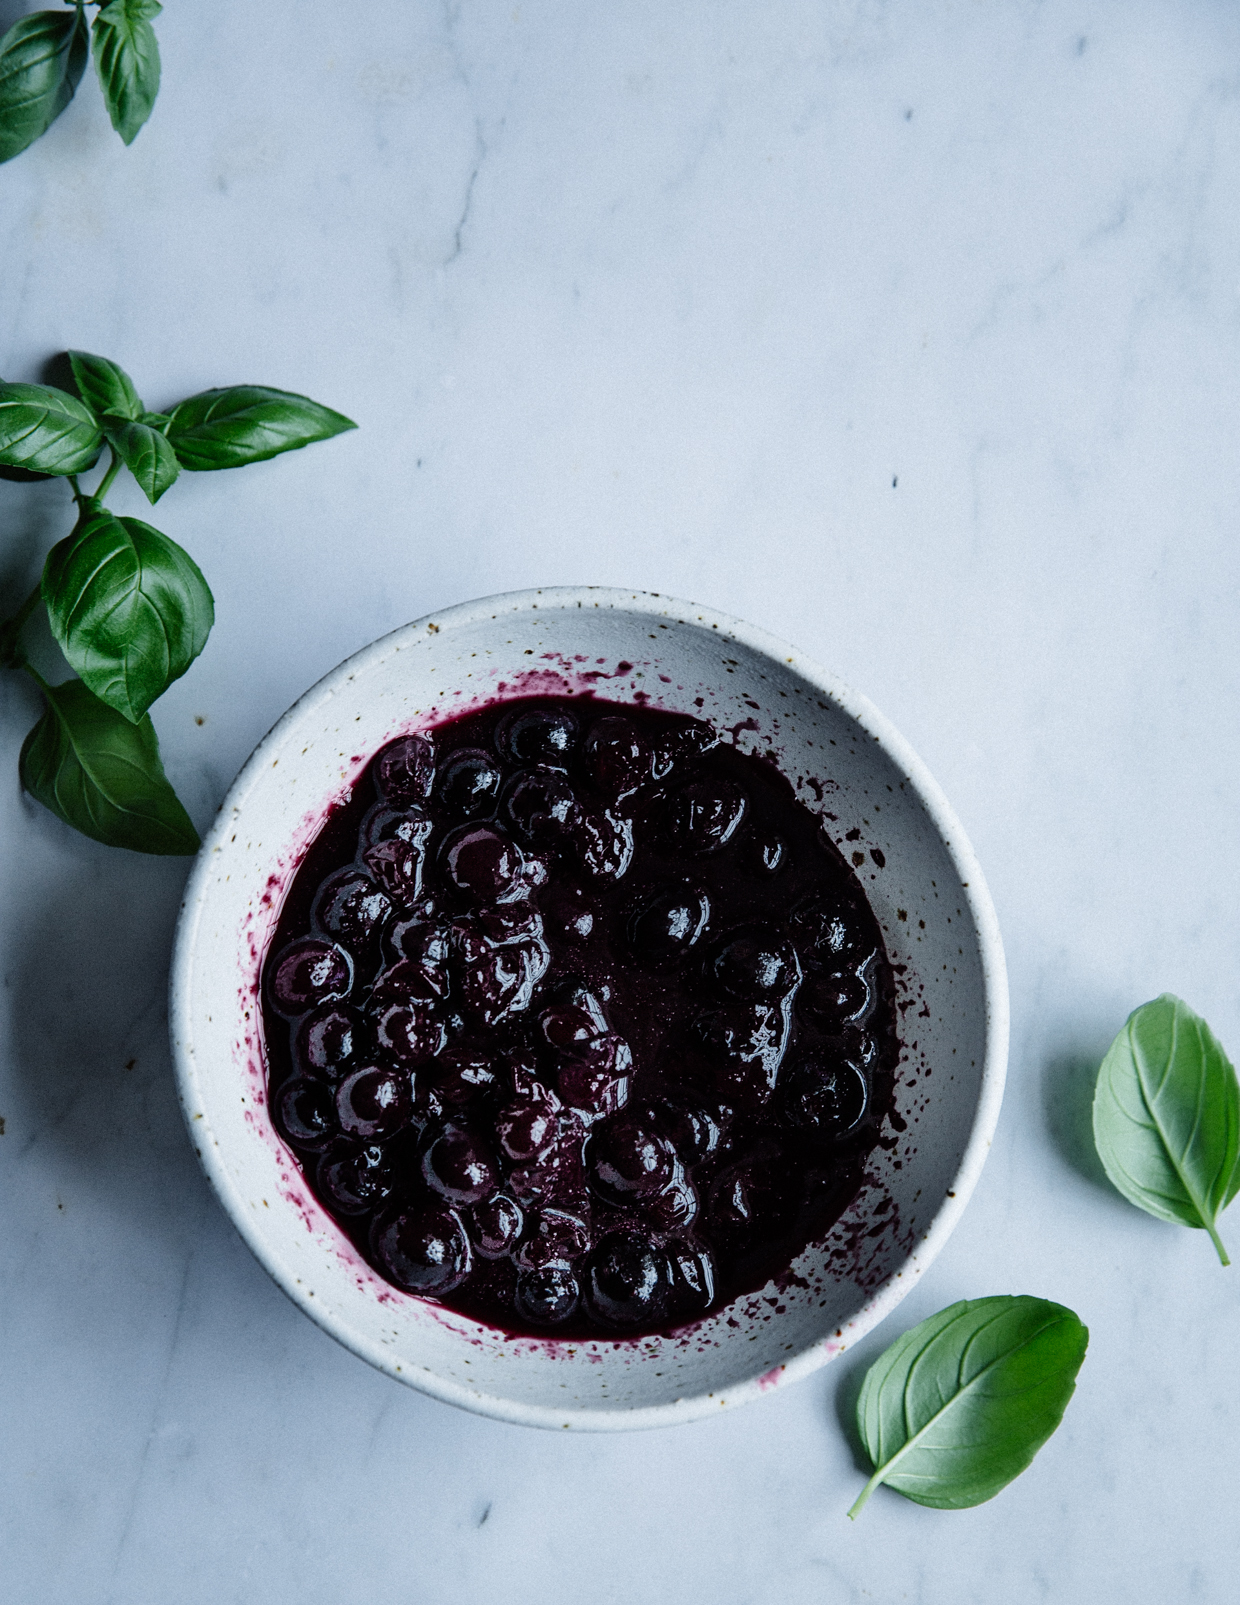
<box><xmin>0</xmin><ymin>7</ymin><xmax>89</xmax><ymax>165</ymax></box>
<box><xmin>103</xmin><ymin>416</ymin><xmax>180</xmax><ymax>503</ymax></box>
<box><xmin>165</xmin><ymin>385</ymin><xmax>357</xmax><ymax>471</ymax></box>
<box><xmin>91</xmin><ymin>0</ymin><xmax>161</xmax><ymax>146</ymax></box>
<box><xmin>1093</xmin><ymin>993</ymin><xmax>1240</xmax><ymax>1265</ymax></box>
<box><xmin>20</xmin><ymin>678</ymin><xmax>199</xmax><ymax>855</ymax></box>
<box><xmin>43</xmin><ymin>510</ymin><xmax>214</xmax><ymax>722</ymax></box>
<box><xmin>0</xmin><ymin>380</ymin><xmax>103</xmax><ymax>474</ymax></box>
<box><xmin>848</xmin><ymin>1296</ymin><xmax>1088</xmax><ymax>1517</ymax></box>
<box><xmin>68</xmin><ymin>349</ymin><xmax>144</xmax><ymax>421</ymax></box>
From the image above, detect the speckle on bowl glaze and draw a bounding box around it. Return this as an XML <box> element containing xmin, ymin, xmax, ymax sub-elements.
<box><xmin>170</xmin><ymin>587</ymin><xmax>1008</xmax><ymax>1430</ymax></box>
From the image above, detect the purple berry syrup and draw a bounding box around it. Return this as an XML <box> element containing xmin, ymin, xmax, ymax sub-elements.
<box><xmin>260</xmin><ymin>696</ymin><xmax>899</xmax><ymax>1338</ymax></box>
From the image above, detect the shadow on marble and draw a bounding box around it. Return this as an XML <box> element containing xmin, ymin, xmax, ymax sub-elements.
<box><xmin>5</xmin><ymin>844</ymin><xmax>207</xmax><ymax>1251</ymax></box>
<box><xmin>1040</xmin><ymin>1041</ymin><xmax>1120</xmax><ymax>1200</ymax></box>
<box><xmin>828</xmin><ymin>1342</ymin><xmax>875</xmax><ymax>1479</ymax></box>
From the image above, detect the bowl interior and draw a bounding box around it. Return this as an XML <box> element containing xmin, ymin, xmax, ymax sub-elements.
<box><xmin>171</xmin><ymin>588</ymin><xmax>1006</xmax><ymax>1429</ymax></box>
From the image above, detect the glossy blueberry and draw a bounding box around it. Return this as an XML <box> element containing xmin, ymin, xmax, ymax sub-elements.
<box><xmin>515</xmin><ymin>1208</ymin><xmax>591</xmax><ymax>1270</ymax></box>
<box><xmin>442</xmin><ymin>823</ymin><xmax>525</xmax><ymax>902</ymax></box>
<box><xmin>540</xmin><ymin>884</ymin><xmax>596</xmax><ymax>942</ymax></box>
<box><xmin>292</xmin><ymin>1004</ymin><xmax>364</xmax><ymax>1081</ymax></box>
<box><xmin>651</xmin><ymin>1099</ymin><xmax>723</xmax><ymax>1162</ymax></box>
<box><xmin>312</xmin><ymin>869</ymin><xmax>393</xmax><ymax>958</ymax></box>
<box><xmin>571</xmin><ymin>808</ymin><xmax>634</xmax><ymax>881</ymax></box>
<box><xmin>495</xmin><ymin>1089</ymin><xmax>562</xmax><ymax>1164</ymax></box>
<box><xmin>372</xmin><ymin>997</ymin><xmax>446</xmax><ymax>1065</ymax></box>
<box><xmin>585</xmin><ymin>1231</ymin><xmax>671</xmax><ymax>1329</ymax></box>
<box><xmin>469</xmin><ymin>1193</ymin><xmax>524</xmax><ymax>1258</ymax></box>
<box><xmin>360</xmin><ymin>805</ymin><xmax>435</xmax><ymax>854</ymax></box>
<box><xmin>515</xmin><ymin>1264</ymin><xmax>580</xmax><ymax>1326</ymax></box>
<box><xmin>712</xmin><ymin>926</ymin><xmax>800</xmax><ymax>1001</ymax></box>
<box><xmin>380</xmin><ymin>918</ymin><xmax>451</xmax><ymax>995</ymax></box>
<box><xmin>586</xmin><ymin>1120</ymin><xmax>677</xmax><ymax>1205</ymax></box>
<box><xmin>779</xmin><ymin>1053</ymin><xmax>869</xmax><ymax>1137</ymax></box>
<box><xmin>502</xmin><ymin>769</ymin><xmax>580</xmax><ymax>846</ymax></box>
<box><xmin>799</xmin><ymin>966</ymin><xmax>873</xmax><ymax>1028</ymax></box>
<box><xmin>629</xmin><ymin>886</ymin><xmax>710</xmax><ymax>965</ymax></box>
<box><xmin>668</xmin><ymin>1240</ymin><xmax>716</xmax><ymax>1312</ymax></box>
<box><xmin>273</xmin><ymin>1077</ymin><xmax>337</xmax><ymax>1151</ymax></box>
<box><xmin>666</xmin><ymin>779</ymin><xmax>747</xmax><ymax>855</ymax></box>
<box><xmin>707</xmin><ymin>1158</ymin><xmax>797</xmax><ymax>1246</ymax></box>
<box><xmin>335</xmin><ymin>1065</ymin><xmax>412</xmax><ymax>1141</ymax></box>
<box><xmin>458</xmin><ymin>939</ymin><xmax>547</xmax><ymax>1026</ymax></box>
<box><xmin>692</xmin><ymin>1001</ymin><xmax>788</xmax><ymax>1089</ymax></box>
<box><xmin>496</xmin><ymin>705</ymin><xmax>579</xmax><ymax>767</ymax></box>
<box><xmin>790</xmin><ymin>895</ymin><xmax>867</xmax><ymax>965</ymax></box>
<box><xmin>317</xmin><ymin>1142</ymin><xmax>396</xmax><ymax>1215</ymax></box>
<box><xmin>268</xmin><ymin>938</ymin><xmax>353</xmax><ymax>1018</ymax></box>
<box><xmin>421</xmin><ymin>1125</ymin><xmax>498</xmax><ymax>1206</ymax></box>
<box><xmin>582</xmin><ymin>716</ymin><xmax>651</xmax><ymax>798</ymax></box>
<box><xmin>426</xmin><ymin>1044</ymin><xmax>500</xmax><ymax>1107</ymax></box>
<box><xmin>556</xmin><ymin>1034</ymin><xmax>632</xmax><ymax>1123</ymax></box>
<box><xmin>748</xmin><ymin>830</ymin><xmax>785</xmax><ymax>875</ymax></box>
<box><xmin>370</xmin><ymin>1203</ymin><xmax>472</xmax><ymax>1294</ymax></box>
<box><xmin>374</xmin><ymin>734</ymin><xmax>434</xmax><ymax>803</ymax></box>
<box><xmin>435</xmin><ymin>748</ymin><xmax>503</xmax><ymax>817</ymax></box>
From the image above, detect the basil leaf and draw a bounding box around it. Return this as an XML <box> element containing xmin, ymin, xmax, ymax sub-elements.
<box><xmin>20</xmin><ymin>678</ymin><xmax>199</xmax><ymax>855</ymax></box>
<box><xmin>1093</xmin><ymin>994</ymin><xmax>1240</xmax><ymax>1265</ymax></box>
<box><xmin>91</xmin><ymin>0</ymin><xmax>161</xmax><ymax>146</ymax></box>
<box><xmin>67</xmin><ymin>349</ymin><xmax>143</xmax><ymax>421</ymax></box>
<box><xmin>0</xmin><ymin>381</ymin><xmax>103</xmax><ymax>474</ymax></box>
<box><xmin>0</xmin><ymin>7</ymin><xmax>89</xmax><ymax>165</ymax></box>
<box><xmin>43</xmin><ymin>510</ymin><xmax>214</xmax><ymax>722</ymax></box>
<box><xmin>165</xmin><ymin>386</ymin><xmax>357</xmax><ymax>471</ymax></box>
<box><xmin>103</xmin><ymin>417</ymin><xmax>179</xmax><ymax>503</ymax></box>
<box><xmin>848</xmin><ymin>1296</ymin><xmax>1088</xmax><ymax>1518</ymax></box>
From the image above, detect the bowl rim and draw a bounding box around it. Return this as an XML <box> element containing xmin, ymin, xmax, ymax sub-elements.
<box><xmin>170</xmin><ymin>585</ymin><xmax>1009</xmax><ymax>1430</ymax></box>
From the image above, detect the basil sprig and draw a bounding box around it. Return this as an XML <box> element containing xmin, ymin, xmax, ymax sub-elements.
<box><xmin>848</xmin><ymin>1296</ymin><xmax>1088</xmax><ymax>1518</ymax></box>
<box><xmin>1093</xmin><ymin>994</ymin><xmax>1240</xmax><ymax>1265</ymax></box>
<box><xmin>0</xmin><ymin>350</ymin><xmax>356</xmax><ymax>854</ymax></box>
<box><xmin>0</xmin><ymin>1</ymin><xmax>160</xmax><ymax>165</ymax></box>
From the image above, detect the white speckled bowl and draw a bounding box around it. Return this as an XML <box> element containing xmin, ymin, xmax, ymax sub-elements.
<box><xmin>169</xmin><ymin>588</ymin><xmax>1007</xmax><ymax>1430</ymax></box>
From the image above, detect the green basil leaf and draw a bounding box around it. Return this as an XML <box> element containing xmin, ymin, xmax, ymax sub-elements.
<box><xmin>1093</xmin><ymin>994</ymin><xmax>1240</xmax><ymax>1265</ymax></box>
<box><xmin>849</xmin><ymin>1296</ymin><xmax>1088</xmax><ymax>1518</ymax></box>
<box><xmin>43</xmin><ymin>510</ymin><xmax>214</xmax><ymax>722</ymax></box>
<box><xmin>140</xmin><ymin>410</ymin><xmax>171</xmax><ymax>431</ymax></box>
<box><xmin>68</xmin><ymin>349</ymin><xmax>144</xmax><ymax>421</ymax></box>
<box><xmin>91</xmin><ymin>0</ymin><xmax>161</xmax><ymax>146</ymax></box>
<box><xmin>20</xmin><ymin>677</ymin><xmax>198</xmax><ymax>855</ymax></box>
<box><xmin>165</xmin><ymin>386</ymin><xmax>357</xmax><ymax>471</ymax></box>
<box><xmin>103</xmin><ymin>417</ymin><xmax>179</xmax><ymax>503</ymax></box>
<box><xmin>0</xmin><ymin>381</ymin><xmax>103</xmax><ymax>474</ymax></box>
<box><xmin>0</xmin><ymin>7</ymin><xmax>89</xmax><ymax>165</ymax></box>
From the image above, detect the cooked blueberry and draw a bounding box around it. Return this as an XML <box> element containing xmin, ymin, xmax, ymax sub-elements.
<box><xmin>571</xmin><ymin>809</ymin><xmax>634</xmax><ymax>881</ymax></box>
<box><xmin>273</xmin><ymin>1078</ymin><xmax>337</xmax><ymax>1151</ymax></box>
<box><xmin>292</xmin><ymin>1004</ymin><xmax>364</xmax><ymax>1081</ymax></box>
<box><xmin>515</xmin><ymin>1264</ymin><xmax>580</xmax><ymax>1326</ymax></box>
<box><xmin>268</xmin><ymin>938</ymin><xmax>353</xmax><ymax>1018</ymax></box>
<box><xmin>630</xmin><ymin>887</ymin><xmax>710</xmax><ymax>965</ymax></box>
<box><xmin>585</xmin><ymin>1231</ymin><xmax>671</xmax><ymax>1328</ymax></box>
<box><xmin>336</xmin><ymin>1065</ymin><xmax>412</xmax><ymax>1140</ymax></box>
<box><xmin>668</xmin><ymin>1240</ymin><xmax>716</xmax><ymax>1312</ymax></box>
<box><xmin>502</xmin><ymin>769</ymin><xmax>580</xmax><ymax>846</ymax></box>
<box><xmin>435</xmin><ymin>748</ymin><xmax>503</xmax><ymax>817</ymax></box>
<box><xmin>515</xmin><ymin>1208</ymin><xmax>591</xmax><ymax>1270</ymax></box>
<box><xmin>790</xmin><ymin>895</ymin><xmax>867</xmax><ymax>965</ymax></box>
<box><xmin>426</xmin><ymin>1044</ymin><xmax>500</xmax><ymax>1107</ymax></box>
<box><xmin>666</xmin><ymin>779</ymin><xmax>746</xmax><ymax>854</ymax></box>
<box><xmin>541</xmin><ymin>884</ymin><xmax>596</xmax><ymax>942</ymax></box>
<box><xmin>712</xmin><ymin>927</ymin><xmax>800</xmax><ymax>1001</ymax></box>
<box><xmin>799</xmin><ymin>966</ymin><xmax>873</xmax><ymax>1028</ymax></box>
<box><xmin>540</xmin><ymin>1003</ymin><xmax>600</xmax><ymax>1051</ymax></box>
<box><xmin>582</xmin><ymin>716</ymin><xmax>651</xmax><ymax>797</ymax></box>
<box><xmin>651</xmin><ymin>1099</ymin><xmax>723</xmax><ymax>1162</ymax></box>
<box><xmin>362</xmin><ymin>839</ymin><xmax>426</xmax><ymax>907</ymax></box>
<box><xmin>371</xmin><ymin>1203</ymin><xmax>472</xmax><ymax>1294</ymax></box>
<box><xmin>458</xmin><ymin>939</ymin><xmax>547</xmax><ymax>1026</ymax></box>
<box><xmin>780</xmin><ymin>1053</ymin><xmax>869</xmax><ymax>1137</ymax></box>
<box><xmin>422</xmin><ymin>1124</ymin><xmax>498</xmax><ymax>1205</ymax></box>
<box><xmin>643</xmin><ymin>1168</ymin><xmax>698</xmax><ymax>1230</ymax></box>
<box><xmin>497</xmin><ymin>705</ymin><xmax>579</xmax><ymax>767</ymax></box>
<box><xmin>442</xmin><ymin>823</ymin><xmax>524</xmax><ymax>901</ymax></box>
<box><xmin>469</xmin><ymin>1193</ymin><xmax>524</xmax><ymax>1258</ymax></box>
<box><xmin>749</xmin><ymin>831</ymin><xmax>785</xmax><ymax>875</ymax></box>
<box><xmin>707</xmin><ymin>1158</ymin><xmax>796</xmax><ymax>1246</ymax></box>
<box><xmin>360</xmin><ymin>805</ymin><xmax>435</xmax><ymax>854</ymax></box>
<box><xmin>372</xmin><ymin>998</ymin><xmax>446</xmax><ymax>1064</ymax></box>
<box><xmin>495</xmin><ymin>1088</ymin><xmax>562</xmax><ymax>1164</ymax></box>
<box><xmin>380</xmin><ymin>918</ymin><xmax>451</xmax><ymax>994</ymax></box>
<box><xmin>557</xmin><ymin>1034</ymin><xmax>632</xmax><ymax>1123</ymax></box>
<box><xmin>317</xmin><ymin>1142</ymin><xmax>396</xmax><ymax>1215</ymax></box>
<box><xmin>374</xmin><ymin>734</ymin><xmax>434</xmax><ymax>803</ymax></box>
<box><xmin>692</xmin><ymin>1002</ymin><xmax>788</xmax><ymax>1088</ymax></box>
<box><xmin>312</xmin><ymin>869</ymin><xmax>392</xmax><ymax>956</ymax></box>
<box><xmin>586</xmin><ymin>1120</ymin><xmax>677</xmax><ymax>1205</ymax></box>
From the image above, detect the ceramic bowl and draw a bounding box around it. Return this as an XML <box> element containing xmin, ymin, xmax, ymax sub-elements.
<box><xmin>169</xmin><ymin>587</ymin><xmax>1008</xmax><ymax>1430</ymax></box>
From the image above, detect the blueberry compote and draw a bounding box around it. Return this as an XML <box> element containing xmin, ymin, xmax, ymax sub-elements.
<box><xmin>261</xmin><ymin>697</ymin><xmax>899</xmax><ymax>1339</ymax></box>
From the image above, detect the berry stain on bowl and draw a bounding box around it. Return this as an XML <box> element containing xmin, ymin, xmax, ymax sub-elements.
<box><xmin>172</xmin><ymin>589</ymin><xmax>1006</xmax><ymax>1428</ymax></box>
<box><xmin>260</xmin><ymin>696</ymin><xmax>903</xmax><ymax>1339</ymax></box>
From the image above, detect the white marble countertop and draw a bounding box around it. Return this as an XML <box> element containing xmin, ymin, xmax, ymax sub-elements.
<box><xmin>3</xmin><ymin>2</ymin><xmax>1239</xmax><ymax>1600</ymax></box>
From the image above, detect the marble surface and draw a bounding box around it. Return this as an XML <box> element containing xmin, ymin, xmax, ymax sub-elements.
<box><xmin>2</xmin><ymin>1</ymin><xmax>1239</xmax><ymax>1599</ymax></box>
